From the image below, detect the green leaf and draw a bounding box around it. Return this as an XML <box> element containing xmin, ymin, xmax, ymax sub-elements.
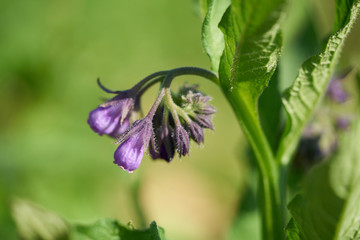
<box><xmin>276</xmin><ymin>0</ymin><xmax>360</xmax><ymax>165</ymax></box>
<box><xmin>72</xmin><ymin>220</ymin><xmax>166</xmax><ymax>240</ymax></box>
<box><xmin>217</xmin><ymin>1</ymin><xmax>286</xmax><ymax>239</ymax></box>
<box><xmin>11</xmin><ymin>198</ymin><xmax>70</xmax><ymax>240</ymax></box>
<box><xmin>258</xmin><ymin>68</ymin><xmax>282</xmax><ymax>151</ymax></box>
<box><xmin>11</xmin><ymin>198</ymin><xmax>166</xmax><ymax>240</ymax></box>
<box><xmin>219</xmin><ymin>0</ymin><xmax>285</xmax><ymax>110</ymax></box>
<box><xmin>72</xmin><ymin>219</ymin><xmax>120</xmax><ymax>240</ymax></box>
<box><xmin>285</xmin><ymin>219</ymin><xmax>301</xmax><ymax>240</ymax></box>
<box><xmin>287</xmin><ymin>113</ymin><xmax>360</xmax><ymax>240</ymax></box>
<box><xmin>194</xmin><ymin>0</ymin><xmax>211</xmax><ymax>19</ymax></box>
<box><xmin>201</xmin><ymin>0</ymin><xmax>231</xmax><ymax>72</ymax></box>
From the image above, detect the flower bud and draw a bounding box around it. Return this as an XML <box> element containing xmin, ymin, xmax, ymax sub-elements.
<box><xmin>174</xmin><ymin>124</ymin><xmax>190</xmax><ymax>157</ymax></box>
<box><xmin>186</xmin><ymin>121</ymin><xmax>204</xmax><ymax>144</ymax></box>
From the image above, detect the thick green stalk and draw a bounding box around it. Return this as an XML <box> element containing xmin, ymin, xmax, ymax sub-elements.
<box><xmin>225</xmin><ymin>89</ymin><xmax>284</xmax><ymax>240</ymax></box>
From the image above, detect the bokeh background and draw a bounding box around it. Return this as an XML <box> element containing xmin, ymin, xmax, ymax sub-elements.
<box><xmin>0</xmin><ymin>0</ymin><xmax>359</xmax><ymax>240</ymax></box>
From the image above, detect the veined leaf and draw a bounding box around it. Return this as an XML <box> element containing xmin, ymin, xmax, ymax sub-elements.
<box><xmin>219</xmin><ymin>0</ymin><xmax>284</xmax><ymax>111</ymax></box>
<box><xmin>287</xmin><ymin>111</ymin><xmax>360</xmax><ymax>240</ymax></box>
<box><xmin>277</xmin><ymin>0</ymin><xmax>360</xmax><ymax>165</ymax></box>
<box><xmin>217</xmin><ymin>0</ymin><xmax>285</xmax><ymax>165</ymax></box>
<box><xmin>201</xmin><ymin>0</ymin><xmax>231</xmax><ymax>72</ymax></box>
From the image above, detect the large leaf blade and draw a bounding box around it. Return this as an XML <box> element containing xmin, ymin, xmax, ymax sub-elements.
<box><xmin>219</xmin><ymin>0</ymin><xmax>285</xmax><ymax>111</ymax></box>
<box><xmin>287</xmin><ymin>111</ymin><xmax>360</xmax><ymax>240</ymax></box>
<box><xmin>216</xmin><ymin>1</ymin><xmax>286</xmax><ymax>239</ymax></box>
<box><xmin>277</xmin><ymin>0</ymin><xmax>360</xmax><ymax>165</ymax></box>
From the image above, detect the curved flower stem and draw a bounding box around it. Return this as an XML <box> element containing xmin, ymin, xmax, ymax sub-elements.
<box><xmin>130</xmin><ymin>71</ymin><xmax>169</xmax><ymax>94</ymax></box>
<box><xmin>136</xmin><ymin>76</ymin><xmax>164</xmax><ymax>97</ymax></box>
<box><xmin>161</xmin><ymin>67</ymin><xmax>219</xmax><ymax>88</ymax></box>
<box><xmin>160</xmin><ymin>67</ymin><xmax>218</xmax><ymax>124</ymax></box>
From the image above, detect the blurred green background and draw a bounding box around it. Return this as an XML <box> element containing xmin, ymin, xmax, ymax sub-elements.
<box><xmin>0</xmin><ymin>1</ymin><xmax>243</xmax><ymax>240</ymax></box>
<box><xmin>0</xmin><ymin>0</ymin><xmax>359</xmax><ymax>240</ymax></box>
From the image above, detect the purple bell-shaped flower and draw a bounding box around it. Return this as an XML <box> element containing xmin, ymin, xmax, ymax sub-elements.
<box><xmin>113</xmin><ymin>119</ymin><xmax>153</xmax><ymax>172</ymax></box>
<box><xmin>88</xmin><ymin>91</ymin><xmax>135</xmax><ymax>138</ymax></box>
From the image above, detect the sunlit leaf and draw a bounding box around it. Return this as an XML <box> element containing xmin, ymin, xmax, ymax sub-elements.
<box><xmin>11</xmin><ymin>198</ymin><xmax>70</xmax><ymax>240</ymax></box>
<box><xmin>277</xmin><ymin>0</ymin><xmax>360</xmax><ymax>165</ymax></box>
<box><xmin>201</xmin><ymin>0</ymin><xmax>231</xmax><ymax>72</ymax></box>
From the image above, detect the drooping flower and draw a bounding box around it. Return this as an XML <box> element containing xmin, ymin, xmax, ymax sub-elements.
<box><xmin>113</xmin><ymin>119</ymin><xmax>153</xmax><ymax>172</ymax></box>
<box><xmin>88</xmin><ymin>91</ymin><xmax>135</xmax><ymax>138</ymax></box>
<box><xmin>89</xmin><ymin>68</ymin><xmax>218</xmax><ymax>171</ymax></box>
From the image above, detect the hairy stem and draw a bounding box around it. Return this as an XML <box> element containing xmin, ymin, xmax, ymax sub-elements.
<box><xmin>225</xmin><ymin>89</ymin><xmax>284</xmax><ymax>240</ymax></box>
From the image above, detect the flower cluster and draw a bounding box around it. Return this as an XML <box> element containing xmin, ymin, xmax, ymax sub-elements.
<box><xmin>293</xmin><ymin>71</ymin><xmax>352</xmax><ymax>171</ymax></box>
<box><xmin>87</xmin><ymin>68</ymin><xmax>217</xmax><ymax>172</ymax></box>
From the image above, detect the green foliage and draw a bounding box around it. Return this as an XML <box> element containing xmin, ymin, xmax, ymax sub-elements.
<box><xmin>212</xmin><ymin>0</ymin><xmax>286</xmax><ymax>239</ymax></box>
<box><xmin>11</xmin><ymin>199</ymin><xmax>166</xmax><ymax>240</ymax></box>
<box><xmin>218</xmin><ymin>0</ymin><xmax>284</xmax><ymax>109</ymax></box>
<box><xmin>287</xmin><ymin>112</ymin><xmax>360</xmax><ymax>239</ymax></box>
<box><xmin>201</xmin><ymin>0</ymin><xmax>231</xmax><ymax>72</ymax></box>
<box><xmin>11</xmin><ymin>199</ymin><xmax>70</xmax><ymax>240</ymax></box>
<box><xmin>73</xmin><ymin>220</ymin><xmax>166</xmax><ymax>240</ymax></box>
<box><xmin>277</xmin><ymin>0</ymin><xmax>360</xmax><ymax>165</ymax></box>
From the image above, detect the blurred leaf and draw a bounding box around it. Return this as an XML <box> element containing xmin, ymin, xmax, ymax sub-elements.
<box><xmin>277</xmin><ymin>0</ymin><xmax>360</xmax><ymax>165</ymax></box>
<box><xmin>11</xmin><ymin>199</ymin><xmax>167</xmax><ymax>240</ymax></box>
<box><xmin>73</xmin><ymin>220</ymin><xmax>166</xmax><ymax>240</ymax></box>
<box><xmin>334</xmin><ymin>0</ymin><xmax>355</xmax><ymax>31</ymax></box>
<box><xmin>285</xmin><ymin>219</ymin><xmax>301</xmax><ymax>240</ymax></box>
<box><xmin>201</xmin><ymin>0</ymin><xmax>231</xmax><ymax>72</ymax></box>
<box><xmin>227</xmin><ymin>180</ymin><xmax>261</xmax><ymax>240</ymax></box>
<box><xmin>227</xmin><ymin>211</ymin><xmax>261</xmax><ymax>240</ymax></box>
<box><xmin>11</xmin><ymin>198</ymin><xmax>70</xmax><ymax>240</ymax></box>
<box><xmin>194</xmin><ymin>0</ymin><xmax>210</xmax><ymax>19</ymax></box>
<box><xmin>286</xmin><ymin>112</ymin><xmax>360</xmax><ymax>239</ymax></box>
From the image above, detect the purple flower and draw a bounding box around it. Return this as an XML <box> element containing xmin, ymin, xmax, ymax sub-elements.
<box><xmin>113</xmin><ymin>119</ymin><xmax>153</xmax><ymax>172</ymax></box>
<box><xmin>88</xmin><ymin>93</ymin><xmax>134</xmax><ymax>138</ymax></box>
<box><xmin>174</xmin><ymin>124</ymin><xmax>190</xmax><ymax>157</ymax></box>
<box><xmin>327</xmin><ymin>77</ymin><xmax>348</xmax><ymax>103</ymax></box>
